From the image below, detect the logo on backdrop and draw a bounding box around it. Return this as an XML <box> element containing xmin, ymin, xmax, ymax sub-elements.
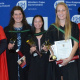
<box><xmin>16</xmin><ymin>0</ymin><xmax>27</xmax><ymax>11</ymax></box>
<box><xmin>71</xmin><ymin>15</ymin><xmax>80</xmax><ymax>23</ymax></box>
<box><xmin>54</xmin><ymin>0</ymin><xmax>64</xmax><ymax>9</ymax></box>
<box><xmin>26</xmin><ymin>17</ymin><xmax>48</xmax><ymax>30</ymax></box>
<box><xmin>0</xmin><ymin>2</ymin><xmax>10</xmax><ymax>7</ymax></box>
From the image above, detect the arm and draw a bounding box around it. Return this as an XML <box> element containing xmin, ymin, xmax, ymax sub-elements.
<box><xmin>0</xmin><ymin>26</ymin><xmax>7</xmax><ymax>54</ymax></box>
<box><xmin>61</xmin><ymin>22</ymin><xmax>79</xmax><ymax>66</ymax></box>
<box><xmin>0</xmin><ymin>39</ymin><xmax>7</xmax><ymax>55</ymax></box>
<box><xmin>46</xmin><ymin>25</ymin><xmax>54</xmax><ymax>44</ymax></box>
<box><xmin>61</xmin><ymin>41</ymin><xmax>78</xmax><ymax>66</ymax></box>
<box><xmin>69</xmin><ymin>41</ymin><xmax>78</xmax><ymax>59</ymax></box>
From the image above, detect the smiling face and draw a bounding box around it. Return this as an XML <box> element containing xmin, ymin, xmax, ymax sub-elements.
<box><xmin>12</xmin><ymin>10</ymin><xmax>23</xmax><ymax>24</ymax></box>
<box><xmin>56</xmin><ymin>5</ymin><xmax>67</xmax><ymax>21</ymax></box>
<box><xmin>34</xmin><ymin>17</ymin><xmax>43</xmax><ymax>31</ymax></box>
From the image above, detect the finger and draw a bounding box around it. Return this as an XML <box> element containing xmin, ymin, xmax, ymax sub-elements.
<box><xmin>13</xmin><ymin>44</ymin><xmax>15</xmax><ymax>46</ymax></box>
<box><xmin>49</xmin><ymin>59</ymin><xmax>54</xmax><ymax>62</ymax></box>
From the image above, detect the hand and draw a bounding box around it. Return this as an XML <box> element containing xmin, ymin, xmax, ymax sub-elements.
<box><xmin>8</xmin><ymin>43</ymin><xmax>15</xmax><ymax>50</ymax></box>
<box><xmin>30</xmin><ymin>46</ymin><xmax>36</xmax><ymax>54</ymax></box>
<box><xmin>42</xmin><ymin>45</ymin><xmax>49</xmax><ymax>52</ymax></box>
<box><xmin>49</xmin><ymin>54</ymin><xmax>55</xmax><ymax>62</ymax></box>
<box><xmin>60</xmin><ymin>57</ymin><xmax>71</xmax><ymax>66</ymax></box>
<box><xmin>17</xmin><ymin>56</ymin><xmax>26</xmax><ymax>65</ymax></box>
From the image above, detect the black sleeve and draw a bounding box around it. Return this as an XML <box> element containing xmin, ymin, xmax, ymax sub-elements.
<box><xmin>46</xmin><ymin>25</ymin><xmax>55</xmax><ymax>44</ymax></box>
<box><xmin>4</xmin><ymin>26</ymin><xmax>11</xmax><ymax>44</ymax></box>
<box><xmin>71</xmin><ymin>22</ymin><xmax>79</xmax><ymax>42</ymax></box>
<box><xmin>0</xmin><ymin>39</ymin><xmax>7</xmax><ymax>55</ymax></box>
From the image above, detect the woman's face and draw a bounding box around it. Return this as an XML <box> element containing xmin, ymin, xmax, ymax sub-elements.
<box><xmin>34</xmin><ymin>17</ymin><xmax>43</xmax><ymax>30</ymax></box>
<box><xmin>12</xmin><ymin>10</ymin><xmax>23</xmax><ymax>23</ymax></box>
<box><xmin>56</xmin><ymin>5</ymin><xmax>67</xmax><ymax>21</ymax></box>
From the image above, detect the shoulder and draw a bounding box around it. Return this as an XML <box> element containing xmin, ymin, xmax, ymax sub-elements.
<box><xmin>48</xmin><ymin>23</ymin><xmax>57</xmax><ymax>32</ymax></box>
<box><xmin>78</xmin><ymin>23</ymin><xmax>80</xmax><ymax>26</ymax></box>
<box><xmin>71</xmin><ymin>21</ymin><xmax>78</xmax><ymax>27</ymax></box>
<box><xmin>0</xmin><ymin>26</ymin><xmax>2</xmax><ymax>28</ymax></box>
<box><xmin>0</xmin><ymin>26</ymin><xmax>4</xmax><ymax>32</ymax></box>
<box><xmin>78</xmin><ymin>23</ymin><xmax>80</xmax><ymax>29</ymax></box>
<box><xmin>0</xmin><ymin>26</ymin><xmax>6</xmax><ymax>39</ymax></box>
<box><xmin>49</xmin><ymin>23</ymin><xmax>57</xmax><ymax>29</ymax></box>
<box><xmin>71</xmin><ymin>22</ymin><xmax>79</xmax><ymax>31</ymax></box>
<box><xmin>43</xmin><ymin>30</ymin><xmax>47</xmax><ymax>33</ymax></box>
<box><xmin>42</xmin><ymin>30</ymin><xmax>47</xmax><ymax>36</ymax></box>
<box><xmin>4</xmin><ymin>26</ymin><xmax>10</xmax><ymax>32</ymax></box>
<box><xmin>71</xmin><ymin>21</ymin><xmax>77</xmax><ymax>25</ymax></box>
<box><xmin>0</xmin><ymin>26</ymin><xmax>3</xmax><ymax>30</ymax></box>
<box><xmin>23</xmin><ymin>24</ymin><xmax>31</xmax><ymax>30</ymax></box>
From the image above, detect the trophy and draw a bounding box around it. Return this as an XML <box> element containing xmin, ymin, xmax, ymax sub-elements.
<box><xmin>9</xmin><ymin>35</ymin><xmax>16</xmax><ymax>53</ymax></box>
<box><xmin>9</xmin><ymin>35</ymin><xmax>16</xmax><ymax>44</ymax></box>
<box><xmin>41</xmin><ymin>40</ymin><xmax>51</xmax><ymax>53</ymax></box>
<box><xmin>49</xmin><ymin>46</ymin><xmax>57</xmax><ymax>60</ymax></box>
<box><xmin>26</xmin><ymin>39</ymin><xmax>42</xmax><ymax>57</ymax></box>
<box><xmin>41</xmin><ymin>40</ymin><xmax>57</xmax><ymax>60</ymax></box>
<box><xmin>44</xmin><ymin>40</ymin><xmax>51</xmax><ymax>49</ymax></box>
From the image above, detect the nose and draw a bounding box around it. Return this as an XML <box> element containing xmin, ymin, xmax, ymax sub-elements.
<box><xmin>36</xmin><ymin>21</ymin><xmax>40</xmax><ymax>24</ymax></box>
<box><xmin>17</xmin><ymin>14</ymin><xmax>20</xmax><ymax>17</ymax></box>
<box><xmin>59</xmin><ymin>10</ymin><xmax>63</xmax><ymax>14</ymax></box>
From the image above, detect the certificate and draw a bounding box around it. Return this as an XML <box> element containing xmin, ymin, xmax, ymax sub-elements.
<box><xmin>51</xmin><ymin>39</ymin><xmax>72</xmax><ymax>60</ymax></box>
<box><xmin>17</xmin><ymin>56</ymin><xmax>26</xmax><ymax>68</ymax></box>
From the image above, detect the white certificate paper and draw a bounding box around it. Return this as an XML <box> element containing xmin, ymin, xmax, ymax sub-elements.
<box><xmin>51</xmin><ymin>39</ymin><xmax>72</xmax><ymax>61</ymax></box>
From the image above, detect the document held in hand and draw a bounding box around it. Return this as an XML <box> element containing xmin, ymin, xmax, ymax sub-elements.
<box><xmin>51</xmin><ymin>39</ymin><xmax>79</xmax><ymax>67</ymax></box>
<box><xmin>16</xmin><ymin>49</ymin><xmax>26</xmax><ymax>68</ymax></box>
<box><xmin>51</xmin><ymin>39</ymin><xmax>72</xmax><ymax>61</ymax></box>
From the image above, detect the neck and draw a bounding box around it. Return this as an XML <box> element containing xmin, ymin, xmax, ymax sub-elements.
<box><xmin>14</xmin><ymin>22</ymin><xmax>23</xmax><ymax>28</ymax></box>
<box><xmin>35</xmin><ymin>29</ymin><xmax>41</xmax><ymax>33</ymax></box>
<box><xmin>59</xmin><ymin>20</ymin><xmax>65</xmax><ymax>27</ymax></box>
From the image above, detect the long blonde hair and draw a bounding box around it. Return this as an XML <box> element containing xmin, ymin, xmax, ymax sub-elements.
<box><xmin>55</xmin><ymin>2</ymin><xmax>71</xmax><ymax>40</ymax></box>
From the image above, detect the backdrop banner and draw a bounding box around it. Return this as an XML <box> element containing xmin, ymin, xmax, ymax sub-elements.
<box><xmin>0</xmin><ymin>0</ymin><xmax>80</xmax><ymax>29</ymax></box>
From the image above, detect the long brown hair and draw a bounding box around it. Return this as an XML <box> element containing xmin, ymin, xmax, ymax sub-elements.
<box><xmin>55</xmin><ymin>2</ymin><xmax>71</xmax><ymax>40</ymax></box>
<box><xmin>8</xmin><ymin>6</ymin><xmax>28</xmax><ymax>30</ymax></box>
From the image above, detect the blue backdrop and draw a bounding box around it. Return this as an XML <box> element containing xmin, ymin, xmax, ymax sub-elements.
<box><xmin>0</xmin><ymin>0</ymin><xmax>80</xmax><ymax>29</ymax></box>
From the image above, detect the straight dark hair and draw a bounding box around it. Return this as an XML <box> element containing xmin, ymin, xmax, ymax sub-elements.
<box><xmin>31</xmin><ymin>15</ymin><xmax>44</xmax><ymax>34</ymax></box>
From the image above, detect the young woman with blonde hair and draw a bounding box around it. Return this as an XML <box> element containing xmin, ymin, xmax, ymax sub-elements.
<box><xmin>47</xmin><ymin>2</ymin><xmax>79</xmax><ymax>80</ymax></box>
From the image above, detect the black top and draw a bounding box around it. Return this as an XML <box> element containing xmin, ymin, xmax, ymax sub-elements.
<box><xmin>4</xmin><ymin>25</ymin><xmax>31</xmax><ymax>80</ymax></box>
<box><xmin>28</xmin><ymin>31</ymin><xmax>50</xmax><ymax>80</ymax></box>
<box><xmin>46</xmin><ymin>22</ymin><xmax>79</xmax><ymax>80</ymax></box>
<box><xmin>0</xmin><ymin>39</ymin><xmax>7</xmax><ymax>55</ymax></box>
<box><xmin>46</xmin><ymin>22</ymin><xmax>79</xmax><ymax>55</ymax></box>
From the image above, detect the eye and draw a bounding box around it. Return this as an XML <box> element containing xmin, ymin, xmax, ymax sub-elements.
<box><xmin>19</xmin><ymin>13</ymin><xmax>22</xmax><ymax>15</ymax></box>
<box><xmin>57</xmin><ymin>10</ymin><xmax>60</xmax><ymax>12</ymax></box>
<box><xmin>34</xmin><ymin>21</ymin><xmax>37</xmax><ymax>23</ymax></box>
<box><xmin>14</xmin><ymin>14</ymin><xmax>18</xmax><ymax>16</ymax></box>
<box><xmin>62</xmin><ymin>10</ymin><xmax>66</xmax><ymax>12</ymax></box>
